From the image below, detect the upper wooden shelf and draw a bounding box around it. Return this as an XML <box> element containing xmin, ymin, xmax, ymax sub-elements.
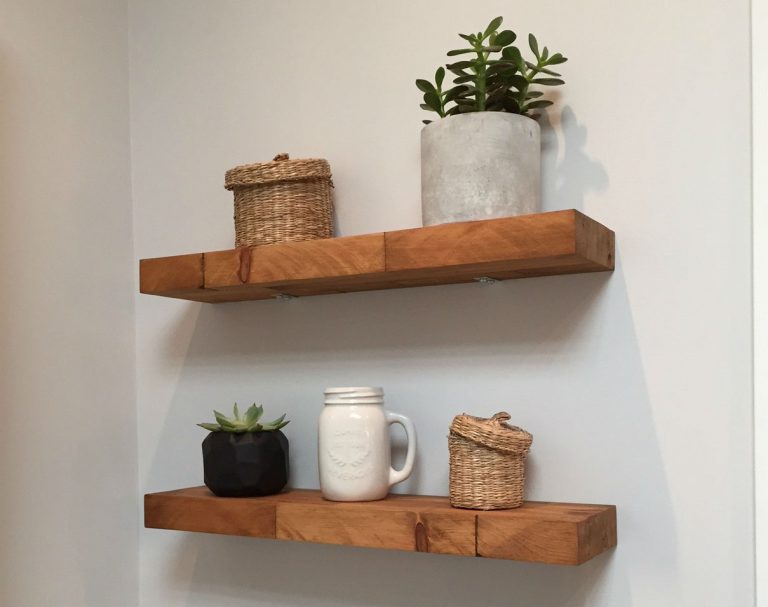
<box><xmin>145</xmin><ymin>487</ymin><xmax>617</xmax><ymax>565</ymax></box>
<box><xmin>139</xmin><ymin>210</ymin><xmax>614</xmax><ymax>303</ymax></box>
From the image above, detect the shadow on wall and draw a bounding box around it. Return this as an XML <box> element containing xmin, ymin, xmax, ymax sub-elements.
<box><xmin>541</xmin><ymin>106</ymin><xmax>609</xmax><ymax>211</ymax></box>
<box><xmin>141</xmin><ymin>255</ymin><xmax>679</xmax><ymax>607</ymax></box>
<box><xmin>171</xmin><ymin>533</ymin><xmax>615</xmax><ymax>607</ymax></box>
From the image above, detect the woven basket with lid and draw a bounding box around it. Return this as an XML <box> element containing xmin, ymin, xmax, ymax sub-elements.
<box><xmin>449</xmin><ymin>412</ymin><xmax>533</xmax><ymax>510</ymax></box>
<box><xmin>224</xmin><ymin>153</ymin><xmax>333</xmax><ymax>247</ymax></box>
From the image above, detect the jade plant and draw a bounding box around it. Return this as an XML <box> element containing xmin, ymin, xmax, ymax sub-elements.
<box><xmin>416</xmin><ymin>16</ymin><xmax>568</xmax><ymax>123</ymax></box>
<box><xmin>198</xmin><ymin>403</ymin><xmax>290</xmax><ymax>433</ymax></box>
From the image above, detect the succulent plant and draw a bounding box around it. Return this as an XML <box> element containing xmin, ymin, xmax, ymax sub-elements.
<box><xmin>198</xmin><ymin>403</ymin><xmax>290</xmax><ymax>433</ymax></box>
<box><xmin>416</xmin><ymin>16</ymin><xmax>568</xmax><ymax>123</ymax></box>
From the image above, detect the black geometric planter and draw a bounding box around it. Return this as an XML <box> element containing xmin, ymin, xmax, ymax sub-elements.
<box><xmin>202</xmin><ymin>431</ymin><xmax>289</xmax><ymax>497</ymax></box>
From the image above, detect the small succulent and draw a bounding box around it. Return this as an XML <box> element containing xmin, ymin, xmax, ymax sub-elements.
<box><xmin>198</xmin><ymin>403</ymin><xmax>290</xmax><ymax>433</ymax></box>
<box><xmin>416</xmin><ymin>16</ymin><xmax>568</xmax><ymax>123</ymax></box>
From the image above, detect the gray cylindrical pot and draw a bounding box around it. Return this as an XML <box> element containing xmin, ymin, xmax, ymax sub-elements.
<box><xmin>420</xmin><ymin>112</ymin><xmax>541</xmax><ymax>226</ymax></box>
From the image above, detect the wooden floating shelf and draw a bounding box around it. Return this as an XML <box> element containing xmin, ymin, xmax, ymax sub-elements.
<box><xmin>139</xmin><ymin>210</ymin><xmax>614</xmax><ymax>303</ymax></box>
<box><xmin>144</xmin><ymin>487</ymin><xmax>617</xmax><ymax>565</ymax></box>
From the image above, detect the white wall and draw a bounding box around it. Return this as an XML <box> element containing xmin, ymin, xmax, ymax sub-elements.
<box><xmin>755</xmin><ymin>0</ymin><xmax>767</xmax><ymax>604</ymax></box>
<box><xmin>0</xmin><ymin>1</ymin><xmax>138</xmax><ymax>606</ymax></box>
<box><xmin>131</xmin><ymin>2</ymin><xmax>754</xmax><ymax>607</ymax></box>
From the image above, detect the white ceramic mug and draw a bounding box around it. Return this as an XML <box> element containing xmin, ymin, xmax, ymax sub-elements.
<box><xmin>319</xmin><ymin>387</ymin><xmax>416</xmax><ymax>501</ymax></box>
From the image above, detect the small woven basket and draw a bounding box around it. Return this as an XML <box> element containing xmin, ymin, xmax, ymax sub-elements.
<box><xmin>224</xmin><ymin>153</ymin><xmax>333</xmax><ymax>247</ymax></box>
<box><xmin>449</xmin><ymin>412</ymin><xmax>533</xmax><ymax>510</ymax></box>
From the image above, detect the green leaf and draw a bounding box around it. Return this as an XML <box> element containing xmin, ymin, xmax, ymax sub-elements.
<box><xmin>447</xmin><ymin>48</ymin><xmax>475</xmax><ymax>56</ymax></box>
<box><xmin>525</xmin><ymin>90</ymin><xmax>544</xmax><ymax>99</ymax></box>
<box><xmin>503</xmin><ymin>95</ymin><xmax>521</xmax><ymax>113</ymax></box>
<box><xmin>420</xmin><ymin>103</ymin><xmax>436</xmax><ymax>112</ymax></box>
<box><xmin>486</xmin><ymin>63</ymin><xmax>516</xmax><ymax>77</ymax></box>
<box><xmin>484</xmin><ymin>16</ymin><xmax>503</xmax><ymax>37</ymax></box>
<box><xmin>493</xmin><ymin>30</ymin><xmax>516</xmax><ymax>46</ymax></box>
<box><xmin>537</xmin><ymin>67</ymin><xmax>562</xmax><ymax>77</ymax></box>
<box><xmin>435</xmin><ymin>67</ymin><xmax>445</xmax><ymax>88</ymax></box>
<box><xmin>524</xmin><ymin>99</ymin><xmax>553</xmax><ymax>109</ymax></box>
<box><xmin>448</xmin><ymin>104</ymin><xmax>474</xmax><ymax>116</ymax></box>
<box><xmin>528</xmin><ymin>33</ymin><xmax>540</xmax><ymax>58</ymax></box>
<box><xmin>502</xmin><ymin>46</ymin><xmax>525</xmax><ymax>72</ymax></box>
<box><xmin>532</xmin><ymin>78</ymin><xmax>564</xmax><ymax>86</ymax></box>
<box><xmin>447</xmin><ymin>60</ymin><xmax>475</xmax><ymax>70</ymax></box>
<box><xmin>547</xmin><ymin>53</ymin><xmax>568</xmax><ymax>64</ymax></box>
<box><xmin>197</xmin><ymin>423</ymin><xmax>221</xmax><ymax>432</ymax></box>
<box><xmin>264</xmin><ymin>414</ymin><xmax>287</xmax><ymax>428</ymax></box>
<box><xmin>541</xmin><ymin>46</ymin><xmax>549</xmax><ymax>61</ymax></box>
<box><xmin>443</xmin><ymin>85</ymin><xmax>469</xmax><ymax>102</ymax></box>
<box><xmin>479</xmin><ymin>45</ymin><xmax>503</xmax><ymax>52</ymax></box>
<box><xmin>528</xmin><ymin>34</ymin><xmax>541</xmax><ymax>59</ymax></box>
<box><xmin>244</xmin><ymin>403</ymin><xmax>263</xmax><ymax>424</ymax></box>
<box><xmin>214</xmin><ymin>410</ymin><xmax>233</xmax><ymax>427</ymax></box>
<box><xmin>273</xmin><ymin>421</ymin><xmax>290</xmax><ymax>430</ymax></box>
<box><xmin>458</xmin><ymin>33</ymin><xmax>476</xmax><ymax>43</ymax></box>
<box><xmin>453</xmin><ymin>74</ymin><xmax>475</xmax><ymax>84</ymax></box>
<box><xmin>246</xmin><ymin>422</ymin><xmax>263</xmax><ymax>432</ymax></box>
<box><xmin>233</xmin><ymin>402</ymin><xmax>240</xmax><ymax>420</ymax></box>
<box><xmin>415</xmin><ymin>79</ymin><xmax>436</xmax><ymax>93</ymax></box>
<box><xmin>423</xmin><ymin>91</ymin><xmax>441</xmax><ymax>112</ymax></box>
<box><xmin>486</xmin><ymin>88</ymin><xmax>507</xmax><ymax>104</ymax></box>
<box><xmin>485</xmin><ymin>80</ymin><xmax>508</xmax><ymax>93</ymax></box>
<box><xmin>510</xmin><ymin>74</ymin><xmax>529</xmax><ymax>90</ymax></box>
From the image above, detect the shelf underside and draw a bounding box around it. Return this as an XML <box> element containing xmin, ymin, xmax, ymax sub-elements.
<box><xmin>139</xmin><ymin>210</ymin><xmax>614</xmax><ymax>303</ymax></box>
<box><xmin>144</xmin><ymin>487</ymin><xmax>617</xmax><ymax>565</ymax></box>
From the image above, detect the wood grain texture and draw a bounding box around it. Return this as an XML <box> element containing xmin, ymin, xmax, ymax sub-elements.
<box><xmin>144</xmin><ymin>486</ymin><xmax>276</xmax><ymax>538</ymax></box>
<box><xmin>138</xmin><ymin>211</ymin><xmax>614</xmax><ymax>303</ymax></box>
<box><xmin>476</xmin><ymin>502</ymin><xmax>618</xmax><ymax>565</ymax></box>
<box><xmin>276</xmin><ymin>494</ymin><xmax>475</xmax><ymax>556</ymax></box>
<box><xmin>574</xmin><ymin>212</ymin><xmax>615</xmax><ymax>271</ymax></box>
<box><xmin>139</xmin><ymin>254</ymin><xmax>203</xmax><ymax>299</ymax></box>
<box><xmin>144</xmin><ymin>487</ymin><xmax>616</xmax><ymax>565</ymax></box>
<box><xmin>248</xmin><ymin>233</ymin><xmax>385</xmax><ymax>285</ymax></box>
<box><xmin>204</xmin><ymin>234</ymin><xmax>385</xmax><ymax>289</ymax></box>
<box><xmin>384</xmin><ymin>210</ymin><xmax>612</xmax><ymax>279</ymax></box>
<box><xmin>386</xmin><ymin>210</ymin><xmax>578</xmax><ymax>268</ymax></box>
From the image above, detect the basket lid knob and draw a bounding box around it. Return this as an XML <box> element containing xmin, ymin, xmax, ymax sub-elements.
<box><xmin>273</xmin><ymin>153</ymin><xmax>290</xmax><ymax>161</ymax></box>
<box><xmin>489</xmin><ymin>411</ymin><xmax>511</xmax><ymax>425</ymax></box>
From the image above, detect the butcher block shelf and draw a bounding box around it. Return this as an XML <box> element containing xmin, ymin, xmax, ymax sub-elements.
<box><xmin>139</xmin><ymin>210</ymin><xmax>614</xmax><ymax>303</ymax></box>
<box><xmin>144</xmin><ymin>487</ymin><xmax>617</xmax><ymax>565</ymax></box>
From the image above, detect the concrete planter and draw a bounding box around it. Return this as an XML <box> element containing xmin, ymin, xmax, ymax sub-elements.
<box><xmin>420</xmin><ymin>112</ymin><xmax>541</xmax><ymax>226</ymax></box>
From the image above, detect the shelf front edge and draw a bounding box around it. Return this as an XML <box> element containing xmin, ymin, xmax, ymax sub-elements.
<box><xmin>144</xmin><ymin>487</ymin><xmax>617</xmax><ymax>565</ymax></box>
<box><xmin>138</xmin><ymin>211</ymin><xmax>615</xmax><ymax>302</ymax></box>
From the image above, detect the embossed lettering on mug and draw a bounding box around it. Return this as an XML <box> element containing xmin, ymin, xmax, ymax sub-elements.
<box><xmin>327</xmin><ymin>429</ymin><xmax>373</xmax><ymax>480</ymax></box>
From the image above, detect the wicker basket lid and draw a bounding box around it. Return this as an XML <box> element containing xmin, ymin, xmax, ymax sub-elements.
<box><xmin>450</xmin><ymin>412</ymin><xmax>533</xmax><ymax>455</ymax></box>
<box><xmin>224</xmin><ymin>153</ymin><xmax>332</xmax><ymax>190</ymax></box>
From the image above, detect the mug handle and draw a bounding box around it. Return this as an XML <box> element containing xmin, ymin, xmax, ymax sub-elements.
<box><xmin>386</xmin><ymin>411</ymin><xmax>417</xmax><ymax>487</ymax></box>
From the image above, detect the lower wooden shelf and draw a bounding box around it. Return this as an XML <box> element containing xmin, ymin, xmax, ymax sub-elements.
<box><xmin>144</xmin><ymin>487</ymin><xmax>617</xmax><ymax>565</ymax></box>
